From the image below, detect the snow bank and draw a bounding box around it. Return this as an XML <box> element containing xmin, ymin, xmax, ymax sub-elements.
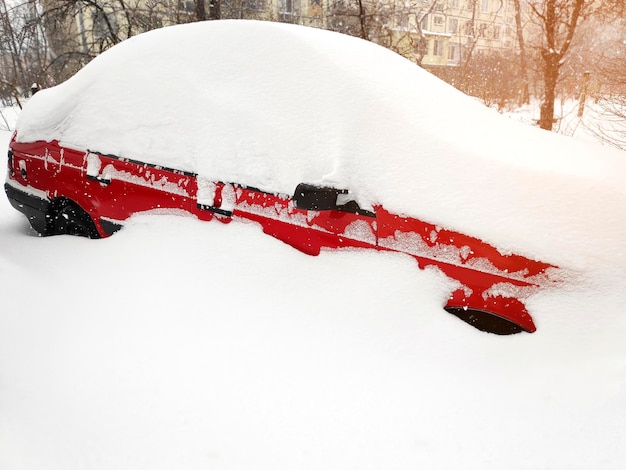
<box><xmin>15</xmin><ymin>20</ymin><xmax>626</xmax><ymax>269</ymax></box>
<box><xmin>1</xmin><ymin>200</ymin><xmax>626</xmax><ymax>470</ymax></box>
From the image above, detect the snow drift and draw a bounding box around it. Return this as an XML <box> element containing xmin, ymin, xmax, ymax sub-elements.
<box><xmin>15</xmin><ymin>20</ymin><xmax>626</xmax><ymax>269</ymax></box>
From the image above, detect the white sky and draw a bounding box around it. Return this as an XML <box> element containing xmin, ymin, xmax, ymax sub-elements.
<box><xmin>3</xmin><ymin>20</ymin><xmax>626</xmax><ymax>470</ymax></box>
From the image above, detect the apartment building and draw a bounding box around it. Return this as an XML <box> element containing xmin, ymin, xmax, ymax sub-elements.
<box><xmin>416</xmin><ymin>0</ymin><xmax>519</xmax><ymax>66</ymax></box>
<box><xmin>251</xmin><ymin>0</ymin><xmax>520</xmax><ymax>66</ymax></box>
<box><xmin>43</xmin><ymin>0</ymin><xmax>519</xmax><ymax>68</ymax></box>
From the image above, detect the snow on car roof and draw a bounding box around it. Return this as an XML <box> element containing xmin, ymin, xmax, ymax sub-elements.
<box><xmin>15</xmin><ymin>20</ymin><xmax>626</xmax><ymax>268</ymax></box>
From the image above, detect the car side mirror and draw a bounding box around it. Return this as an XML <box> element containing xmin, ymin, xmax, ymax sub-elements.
<box><xmin>293</xmin><ymin>183</ymin><xmax>348</xmax><ymax>211</ymax></box>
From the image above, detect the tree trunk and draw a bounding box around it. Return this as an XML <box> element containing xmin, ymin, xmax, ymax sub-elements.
<box><xmin>195</xmin><ymin>0</ymin><xmax>207</xmax><ymax>21</ymax></box>
<box><xmin>357</xmin><ymin>0</ymin><xmax>367</xmax><ymax>39</ymax></box>
<box><xmin>535</xmin><ymin>0</ymin><xmax>585</xmax><ymax>131</ymax></box>
<box><xmin>512</xmin><ymin>0</ymin><xmax>529</xmax><ymax>105</ymax></box>
<box><xmin>460</xmin><ymin>0</ymin><xmax>478</xmax><ymax>70</ymax></box>
<box><xmin>539</xmin><ymin>54</ymin><xmax>559</xmax><ymax>130</ymax></box>
<box><xmin>415</xmin><ymin>1</ymin><xmax>440</xmax><ymax>66</ymax></box>
<box><xmin>209</xmin><ymin>0</ymin><xmax>220</xmax><ymax>20</ymax></box>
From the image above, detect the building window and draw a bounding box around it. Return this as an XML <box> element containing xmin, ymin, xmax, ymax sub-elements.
<box><xmin>177</xmin><ymin>0</ymin><xmax>194</xmax><ymax>13</ymax></box>
<box><xmin>248</xmin><ymin>0</ymin><xmax>267</xmax><ymax>10</ymax></box>
<box><xmin>481</xmin><ymin>0</ymin><xmax>489</xmax><ymax>12</ymax></box>
<box><xmin>464</xmin><ymin>21</ymin><xmax>474</xmax><ymax>36</ymax></box>
<box><xmin>448</xmin><ymin>44</ymin><xmax>458</xmax><ymax>61</ymax></box>
<box><xmin>478</xmin><ymin>22</ymin><xmax>488</xmax><ymax>38</ymax></box>
<box><xmin>493</xmin><ymin>25</ymin><xmax>501</xmax><ymax>39</ymax></box>
<box><xmin>448</xmin><ymin>18</ymin><xmax>458</xmax><ymax>33</ymax></box>
<box><xmin>433</xmin><ymin>39</ymin><xmax>444</xmax><ymax>56</ymax></box>
<box><xmin>279</xmin><ymin>0</ymin><xmax>299</xmax><ymax>15</ymax></box>
<box><xmin>433</xmin><ymin>15</ymin><xmax>444</xmax><ymax>26</ymax></box>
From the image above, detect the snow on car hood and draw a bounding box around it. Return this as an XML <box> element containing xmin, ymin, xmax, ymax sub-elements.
<box><xmin>15</xmin><ymin>20</ymin><xmax>626</xmax><ymax>269</ymax></box>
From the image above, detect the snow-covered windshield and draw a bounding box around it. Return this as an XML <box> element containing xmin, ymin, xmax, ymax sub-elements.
<box><xmin>14</xmin><ymin>20</ymin><xmax>626</xmax><ymax>268</ymax></box>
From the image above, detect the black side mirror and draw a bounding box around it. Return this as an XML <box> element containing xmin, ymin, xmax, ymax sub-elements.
<box><xmin>293</xmin><ymin>183</ymin><xmax>347</xmax><ymax>211</ymax></box>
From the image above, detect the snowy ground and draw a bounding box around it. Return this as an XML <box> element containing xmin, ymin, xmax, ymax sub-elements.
<box><xmin>502</xmin><ymin>98</ymin><xmax>626</xmax><ymax>149</ymax></box>
<box><xmin>2</xmin><ymin>22</ymin><xmax>626</xmax><ymax>468</ymax></box>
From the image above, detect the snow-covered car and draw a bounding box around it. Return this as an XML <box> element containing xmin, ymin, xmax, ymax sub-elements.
<box><xmin>5</xmin><ymin>20</ymin><xmax>562</xmax><ymax>334</ymax></box>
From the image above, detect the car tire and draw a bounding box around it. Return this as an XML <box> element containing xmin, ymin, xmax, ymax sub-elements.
<box><xmin>47</xmin><ymin>198</ymin><xmax>100</xmax><ymax>238</ymax></box>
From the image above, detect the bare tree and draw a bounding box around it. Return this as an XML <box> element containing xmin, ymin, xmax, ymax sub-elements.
<box><xmin>583</xmin><ymin>96</ymin><xmax>626</xmax><ymax>150</ymax></box>
<box><xmin>13</xmin><ymin>0</ymin><xmax>217</xmax><ymax>89</ymax></box>
<box><xmin>574</xmin><ymin>15</ymin><xmax>626</xmax><ymax>149</ymax></box>
<box><xmin>325</xmin><ymin>0</ymin><xmax>437</xmax><ymax>65</ymax></box>
<box><xmin>412</xmin><ymin>0</ymin><xmax>437</xmax><ymax>65</ymax></box>
<box><xmin>194</xmin><ymin>0</ymin><xmax>207</xmax><ymax>20</ymax></box>
<box><xmin>208</xmin><ymin>0</ymin><xmax>220</xmax><ymax>19</ymax></box>
<box><xmin>0</xmin><ymin>0</ymin><xmax>50</xmax><ymax>103</ymax></box>
<box><xmin>326</xmin><ymin>0</ymin><xmax>378</xmax><ymax>39</ymax></box>
<box><xmin>517</xmin><ymin>0</ymin><xmax>587</xmax><ymax>130</ymax></box>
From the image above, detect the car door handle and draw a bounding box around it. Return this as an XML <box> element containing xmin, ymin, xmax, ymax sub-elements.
<box><xmin>87</xmin><ymin>174</ymin><xmax>112</xmax><ymax>185</ymax></box>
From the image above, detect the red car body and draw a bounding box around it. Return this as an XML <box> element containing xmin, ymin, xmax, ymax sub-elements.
<box><xmin>5</xmin><ymin>135</ymin><xmax>558</xmax><ymax>334</ymax></box>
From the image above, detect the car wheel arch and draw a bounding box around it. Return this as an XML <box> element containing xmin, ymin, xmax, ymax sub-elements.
<box><xmin>46</xmin><ymin>197</ymin><xmax>101</xmax><ymax>238</ymax></box>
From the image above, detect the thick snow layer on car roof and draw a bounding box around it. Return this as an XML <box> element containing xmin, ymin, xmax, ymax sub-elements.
<box><xmin>15</xmin><ymin>20</ymin><xmax>626</xmax><ymax>268</ymax></box>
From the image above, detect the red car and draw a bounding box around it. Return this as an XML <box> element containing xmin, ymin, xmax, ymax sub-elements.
<box><xmin>5</xmin><ymin>135</ymin><xmax>557</xmax><ymax>335</ymax></box>
<box><xmin>4</xmin><ymin>21</ymin><xmax>559</xmax><ymax>335</ymax></box>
